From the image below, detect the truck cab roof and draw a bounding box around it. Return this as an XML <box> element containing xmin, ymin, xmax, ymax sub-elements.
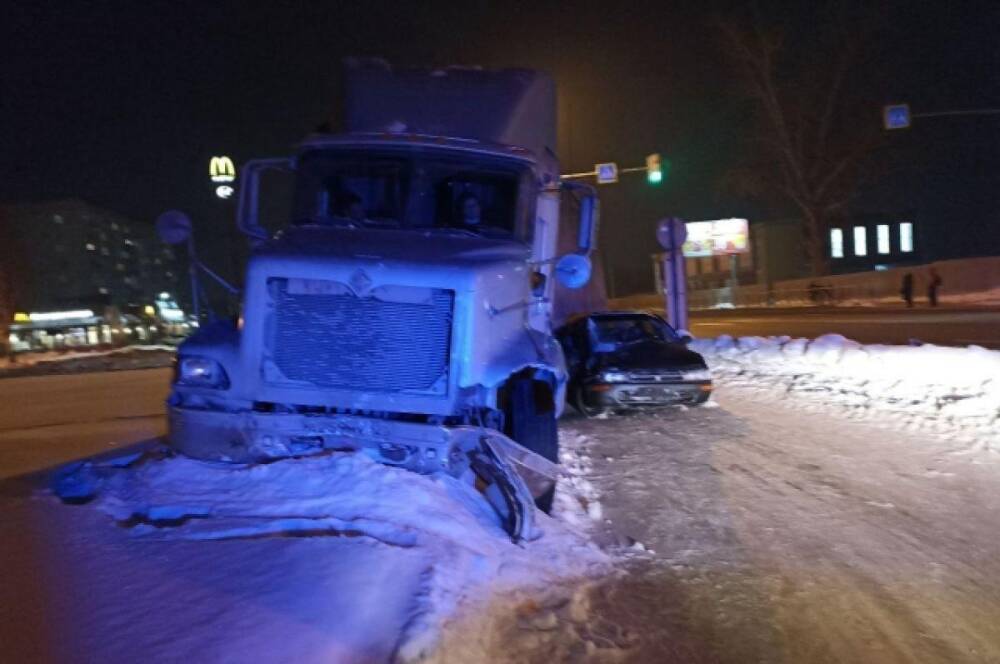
<box><xmin>299</xmin><ymin>132</ymin><xmax>538</xmax><ymax>166</ymax></box>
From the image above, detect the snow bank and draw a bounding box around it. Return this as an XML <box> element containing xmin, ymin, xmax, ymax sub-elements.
<box><xmin>64</xmin><ymin>448</ymin><xmax>608</xmax><ymax>660</ymax></box>
<box><xmin>553</xmin><ymin>431</ymin><xmax>605</xmax><ymax>528</ymax></box>
<box><xmin>692</xmin><ymin>334</ymin><xmax>1000</xmax><ymax>448</ymax></box>
<box><xmin>0</xmin><ymin>345</ymin><xmax>175</xmax><ymax>377</ymax></box>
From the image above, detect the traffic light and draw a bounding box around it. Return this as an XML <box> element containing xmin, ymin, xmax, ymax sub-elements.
<box><xmin>646</xmin><ymin>153</ymin><xmax>663</xmax><ymax>184</ymax></box>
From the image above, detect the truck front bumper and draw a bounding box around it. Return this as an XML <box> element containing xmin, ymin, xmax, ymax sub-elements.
<box><xmin>168</xmin><ymin>405</ymin><xmax>558</xmax><ymax>499</ymax></box>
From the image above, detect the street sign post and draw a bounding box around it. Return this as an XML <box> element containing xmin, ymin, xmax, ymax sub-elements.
<box><xmin>656</xmin><ymin>217</ymin><xmax>689</xmax><ymax>333</ymax></box>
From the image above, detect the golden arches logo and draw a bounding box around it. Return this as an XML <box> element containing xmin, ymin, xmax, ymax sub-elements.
<box><xmin>209</xmin><ymin>156</ymin><xmax>236</xmax><ymax>182</ymax></box>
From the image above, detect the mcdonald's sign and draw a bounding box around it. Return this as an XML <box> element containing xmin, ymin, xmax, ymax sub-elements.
<box><xmin>209</xmin><ymin>156</ymin><xmax>236</xmax><ymax>183</ymax></box>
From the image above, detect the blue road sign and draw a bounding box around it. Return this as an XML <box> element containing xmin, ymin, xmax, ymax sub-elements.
<box><xmin>595</xmin><ymin>162</ymin><xmax>618</xmax><ymax>184</ymax></box>
<box><xmin>883</xmin><ymin>104</ymin><xmax>911</xmax><ymax>130</ymax></box>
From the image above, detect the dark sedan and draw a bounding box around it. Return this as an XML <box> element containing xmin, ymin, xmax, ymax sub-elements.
<box><xmin>556</xmin><ymin>311</ymin><xmax>713</xmax><ymax>417</ymax></box>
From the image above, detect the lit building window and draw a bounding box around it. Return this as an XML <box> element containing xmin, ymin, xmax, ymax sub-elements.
<box><xmin>98</xmin><ymin>287</ymin><xmax>109</xmax><ymax>295</ymax></box>
<box><xmin>86</xmin><ymin>243</ymin><xmax>96</xmax><ymax>251</ymax></box>
<box><xmin>830</xmin><ymin>228</ymin><xmax>844</xmax><ymax>258</ymax></box>
<box><xmin>53</xmin><ymin>215</ymin><xmax>64</xmax><ymax>224</ymax></box>
<box><xmin>853</xmin><ymin>226</ymin><xmax>867</xmax><ymax>256</ymax></box>
<box><xmin>876</xmin><ymin>224</ymin><xmax>890</xmax><ymax>254</ymax></box>
<box><xmin>899</xmin><ymin>222</ymin><xmax>913</xmax><ymax>253</ymax></box>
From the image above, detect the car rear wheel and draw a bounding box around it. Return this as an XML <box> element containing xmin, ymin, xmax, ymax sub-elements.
<box><xmin>503</xmin><ymin>378</ymin><xmax>559</xmax><ymax>513</ymax></box>
<box><xmin>573</xmin><ymin>384</ymin><xmax>612</xmax><ymax>419</ymax></box>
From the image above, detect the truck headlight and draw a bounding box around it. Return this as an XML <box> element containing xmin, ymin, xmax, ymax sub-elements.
<box><xmin>598</xmin><ymin>371</ymin><xmax>628</xmax><ymax>383</ymax></box>
<box><xmin>681</xmin><ymin>368</ymin><xmax>712</xmax><ymax>382</ymax></box>
<box><xmin>176</xmin><ymin>356</ymin><xmax>230</xmax><ymax>389</ymax></box>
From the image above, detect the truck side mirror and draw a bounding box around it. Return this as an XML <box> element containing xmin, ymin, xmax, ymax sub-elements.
<box><xmin>555</xmin><ymin>253</ymin><xmax>592</xmax><ymax>289</ymax></box>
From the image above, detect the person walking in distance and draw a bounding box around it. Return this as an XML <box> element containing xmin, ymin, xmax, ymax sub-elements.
<box><xmin>900</xmin><ymin>272</ymin><xmax>914</xmax><ymax>308</ymax></box>
<box><xmin>928</xmin><ymin>268</ymin><xmax>943</xmax><ymax>307</ymax></box>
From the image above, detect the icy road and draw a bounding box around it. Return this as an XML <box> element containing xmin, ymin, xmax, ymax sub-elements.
<box><xmin>2</xmin><ymin>365</ymin><xmax>1000</xmax><ymax>662</ymax></box>
<box><xmin>519</xmin><ymin>388</ymin><xmax>1000</xmax><ymax>663</ymax></box>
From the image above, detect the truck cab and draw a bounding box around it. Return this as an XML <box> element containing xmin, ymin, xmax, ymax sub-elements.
<box><xmin>166</xmin><ymin>63</ymin><xmax>598</xmax><ymax>536</ymax></box>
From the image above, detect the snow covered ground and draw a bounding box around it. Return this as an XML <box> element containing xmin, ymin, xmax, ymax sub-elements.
<box><xmin>0</xmin><ymin>345</ymin><xmax>175</xmax><ymax>378</ymax></box>
<box><xmin>691</xmin><ymin>334</ymin><xmax>1000</xmax><ymax>451</ymax></box>
<box><xmin>2</xmin><ymin>442</ymin><xmax>607</xmax><ymax>663</ymax></box>
<box><xmin>476</xmin><ymin>393</ymin><xmax>1000</xmax><ymax>662</ymax></box>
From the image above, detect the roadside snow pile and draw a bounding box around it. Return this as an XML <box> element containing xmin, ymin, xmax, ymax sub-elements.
<box><xmin>64</xmin><ymin>448</ymin><xmax>608</xmax><ymax>660</ymax></box>
<box><xmin>0</xmin><ymin>345</ymin><xmax>175</xmax><ymax>377</ymax></box>
<box><xmin>554</xmin><ymin>431</ymin><xmax>605</xmax><ymax>528</ymax></box>
<box><xmin>692</xmin><ymin>334</ymin><xmax>1000</xmax><ymax>448</ymax></box>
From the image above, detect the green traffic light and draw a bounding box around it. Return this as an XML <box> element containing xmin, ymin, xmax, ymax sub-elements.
<box><xmin>648</xmin><ymin>169</ymin><xmax>663</xmax><ymax>184</ymax></box>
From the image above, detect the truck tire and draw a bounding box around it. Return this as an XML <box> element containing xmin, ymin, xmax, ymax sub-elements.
<box><xmin>504</xmin><ymin>378</ymin><xmax>559</xmax><ymax>513</ymax></box>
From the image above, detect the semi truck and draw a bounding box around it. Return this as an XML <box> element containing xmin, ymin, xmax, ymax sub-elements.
<box><xmin>163</xmin><ymin>61</ymin><xmax>599</xmax><ymax>542</ymax></box>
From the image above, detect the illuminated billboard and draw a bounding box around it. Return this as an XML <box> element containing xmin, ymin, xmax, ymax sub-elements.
<box><xmin>210</xmin><ymin>156</ymin><xmax>237</xmax><ymax>200</ymax></box>
<box><xmin>682</xmin><ymin>218</ymin><xmax>749</xmax><ymax>257</ymax></box>
<box><xmin>209</xmin><ymin>156</ymin><xmax>236</xmax><ymax>183</ymax></box>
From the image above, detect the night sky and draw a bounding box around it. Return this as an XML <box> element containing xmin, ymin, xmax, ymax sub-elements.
<box><xmin>3</xmin><ymin>0</ymin><xmax>998</xmax><ymax>293</ymax></box>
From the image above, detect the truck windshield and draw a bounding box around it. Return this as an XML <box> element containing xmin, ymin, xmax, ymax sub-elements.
<box><xmin>291</xmin><ymin>149</ymin><xmax>534</xmax><ymax>242</ymax></box>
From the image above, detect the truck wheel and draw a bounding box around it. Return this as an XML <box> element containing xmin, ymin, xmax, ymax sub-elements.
<box><xmin>504</xmin><ymin>378</ymin><xmax>559</xmax><ymax>513</ymax></box>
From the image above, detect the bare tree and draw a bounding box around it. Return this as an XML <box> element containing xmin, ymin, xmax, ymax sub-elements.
<box><xmin>717</xmin><ymin>3</ymin><xmax>887</xmax><ymax>276</ymax></box>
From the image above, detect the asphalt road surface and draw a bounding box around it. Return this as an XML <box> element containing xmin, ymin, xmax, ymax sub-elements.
<box><xmin>688</xmin><ymin>306</ymin><xmax>1000</xmax><ymax>348</ymax></box>
<box><xmin>0</xmin><ymin>368</ymin><xmax>170</xmax><ymax>480</ymax></box>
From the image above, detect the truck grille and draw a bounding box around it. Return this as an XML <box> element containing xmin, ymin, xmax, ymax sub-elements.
<box><xmin>268</xmin><ymin>279</ymin><xmax>453</xmax><ymax>394</ymax></box>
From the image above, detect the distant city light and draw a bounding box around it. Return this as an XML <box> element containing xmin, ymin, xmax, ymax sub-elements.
<box><xmin>215</xmin><ymin>185</ymin><xmax>234</xmax><ymax>199</ymax></box>
<box><xmin>13</xmin><ymin>312</ymin><xmax>29</xmax><ymax>322</ymax></box>
<box><xmin>899</xmin><ymin>222</ymin><xmax>914</xmax><ymax>253</ymax></box>
<box><xmin>27</xmin><ymin>310</ymin><xmax>94</xmax><ymax>322</ymax></box>
<box><xmin>830</xmin><ymin>228</ymin><xmax>844</xmax><ymax>258</ymax></box>
<box><xmin>877</xmin><ymin>224</ymin><xmax>890</xmax><ymax>254</ymax></box>
<box><xmin>144</xmin><ymin>305</ymin><xmax>156</xmax><ymax>316</ymax></box>
<box><xmin>159</xmin><ymin>292</ymin><xmax>170</xmax><ymax>299</ymax></box>
<box><xmin>853</xmin><ymin>226</ymin><xmax>867</xmax><ymax>256</ymax></box>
